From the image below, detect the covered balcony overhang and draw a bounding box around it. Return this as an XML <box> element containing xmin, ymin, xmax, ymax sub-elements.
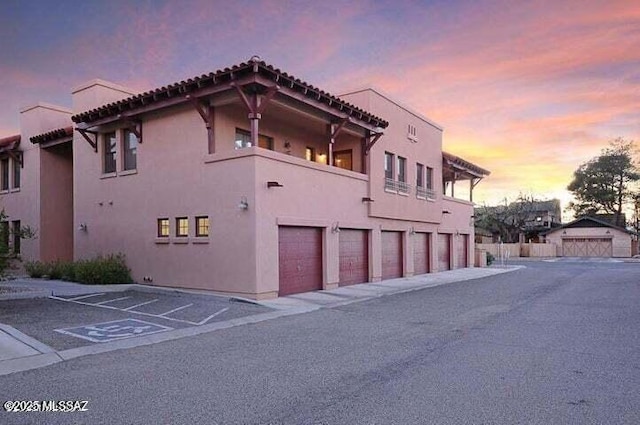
<box><xmin>71</xmin><ymin>57</ymin><xmax>389</xmax><ymax>169</ymax></box>
<box><xmin>0</xmin><ymin>134</ymin><xmax>22</xmax><ymax>168</ymax></box>
<box><xmin>442</xmin><ymin>151</ymin><xmax>490</xmax><ymax>202</ymax></box>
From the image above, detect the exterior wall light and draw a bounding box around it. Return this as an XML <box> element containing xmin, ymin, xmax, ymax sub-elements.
<box><xmin>78</xmin><ymin>223</ymin><xmax>88</xmax><ymax>232</ymax></box>
<box><xmin>331</xmin><ymin>222</ymin><xmax>340</xmax><ymax>233</ymax></box>
<box><xmin>409</xmin><ymin>227</ymin><xmax>416</xmax><ymax>235</ymax></box>
<box><xmin>362</xmin><ymin>197</ymin><xmax>374</xmax><ymax>203</ymax></box>
<box><xmin>267</xmin><ymin>181</ymin><xmax>283</xmax><ymax>188</ymax></box>
<box><xmin>238</xmin><ymin>197</ymin><xmax>249</xmax><ymax>210</ymax></box>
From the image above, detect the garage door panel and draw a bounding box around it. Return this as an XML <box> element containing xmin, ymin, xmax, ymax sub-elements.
<box><xmin>413</xmin><ymin>233</ymin><xmax>430</xmax><ymax>275</ymax></box>
<box><xmin>279</xmin><ymin>227</ymin><xmax>323</xmax><ymax>296</ymax></box>
<box><xmin>438</xmin><ymin>234</ymin><xmax>450</xmax><ymax>271</ymax></box>
<box><xmin>562</xmin><ymin>238</ymin><xmax>612</xmax><ymax>257</ymax></box>
<box><xmin>382</xmin><ymin>231</ymin><xmax>403</xmax><ymax>279</ymax></box>
<box><xmin>339</xmin><ymin>229</ymin><xmax>369</xmax><ymax>286</ymax></box>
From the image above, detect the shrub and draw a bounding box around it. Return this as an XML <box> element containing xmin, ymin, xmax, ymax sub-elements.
<box><xmin>486</xmin><ymin>252</ymin><xmax>495</xmax><ymax>266</ymax></box>
<box><xmin>49</xmin><ymin>261</ymin><xmax>76</xmax><ymax>281</ymax></box>
<box><xmin>25</xmin><ymin>261</ymin><xmax>50</xmax><ymax>278</ymax></box>
<box><xmin>25</xmin><ymin>254</ymin><xmax>132</xmax><ymax>284</ymax></box>
<box><xmin>74</xmin><ymin>254</ymin><xmax>133</xmax><ymax>285</ymax></box>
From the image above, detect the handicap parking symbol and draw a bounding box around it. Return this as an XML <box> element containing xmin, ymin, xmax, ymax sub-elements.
<box><xmin>56</xmin><ymin>319</ymin><xmax>173</xmax><ymax>343</ymax></box>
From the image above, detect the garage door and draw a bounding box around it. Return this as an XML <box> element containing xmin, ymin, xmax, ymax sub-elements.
<box><xmin>456</xmin><ymin>234</ymin><xmax>468</xmax><ymax>269</ymax></box>
<box><xmin>413</xmin><ymin>232</ymin><xmax>430</xmax><ymax>275</ymax></box>
<box><xmin>562</xmin><ymin>238</ymin><xmax>612</xmax><ymax>257</ymax></box>
<box><xmin>339</xmin><ymin>229</ymin><xmax>369</xmax><ymax>286</ymax></box>
<box><xmin>438</xmin><ymin>234</ymin><xmax>451</xmax><ymax>271</ymax></box>
<box><xmin>381</xmin><ymin>231</ymin><xmax>403</xmax><ymax>279</ymax></box>
<box><xmin>278</xmin><ymin>227</ymin><xmax>323</xmax><ymax>296</ymax></box>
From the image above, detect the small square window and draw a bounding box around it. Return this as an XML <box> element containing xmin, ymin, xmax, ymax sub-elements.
<box><xmin>195</xmin><ymin>216</ymin><xmax>209</xmax><ymax>237</ymax></box>
<box><xmin>157</xmin><ymin>218</ymin><xmax>169</xmax><ymax>237</ymax></box>
<box><xmin>175</xmin><ymin>217</ymin><xmax>189</xmax><ymax>237</ymax></box>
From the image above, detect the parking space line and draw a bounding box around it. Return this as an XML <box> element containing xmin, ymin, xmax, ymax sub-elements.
<box><xmin>197</xmin><ymin>307</ymin><xmax>230</xmax><ymax>325</ymax></box>
<box><xmin>123</xmin><ymin>299</ymin><xmax>159</xmax><ymax>311</ymax></box>
<box><xmin>67</xmin><ymin>293</ymin><xmax>106</xmax><ymax>301</ymax></box>
<box><xmin>94</xmin><ymin>296</ymin><xmax>131</xmax><ymax>305</ymax></box>
<box><xmin>158</xmin><ymin>303</ymin><xmax>193</xmax><ymax>317</ymax></box>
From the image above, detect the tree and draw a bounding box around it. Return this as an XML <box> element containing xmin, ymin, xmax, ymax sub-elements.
<box><xmin>567</xmin><ymin>138</ymin><xmax>639</xmax><ymax>228</ymax></box>
<box><xmin>0</xmin><ymin>208</ymin><xmax>36</xmax><ymax>275</ymax></box>
<box><xmin>475</xmin><ymin>194</ymin><xmax>544</xmax><ymax>243</ymax></box>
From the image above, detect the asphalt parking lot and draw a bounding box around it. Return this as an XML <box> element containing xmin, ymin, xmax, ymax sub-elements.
<box><xmin>0</xmin><ymin>289</ymin><xmax>270</xmax><ymax>350</ymax></box>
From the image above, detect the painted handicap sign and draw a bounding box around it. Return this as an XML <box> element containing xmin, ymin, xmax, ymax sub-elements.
<box><xmin>55</xmin><ymin>319</ymin><xmax>173</xmax><ymax>343</ymax></box>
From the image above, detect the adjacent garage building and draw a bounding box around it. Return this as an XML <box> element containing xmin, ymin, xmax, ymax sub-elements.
<box><xmin>544</xmin><ymin>216</ymin><xmax>636</xmax><ymax>258</ymax></box>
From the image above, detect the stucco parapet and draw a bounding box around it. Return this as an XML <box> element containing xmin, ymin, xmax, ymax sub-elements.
<box><xmin>71</xmin><ymin>79</ymin><xmax>137</xmax><ymax>96</ymax></box>
<box><xmin>19</xmin><ymin>102</ymin><xmax>72</xmax><ymax>115</ymax></box>
<box><xmin>442</xmin><ymin>196</ymin><xmax>473</xmax><ymax>207</ymax></box>
<box><xmin>204</xmin><ymin>147</ymin><xmax>369</xmax><ymax>182</ymax></box>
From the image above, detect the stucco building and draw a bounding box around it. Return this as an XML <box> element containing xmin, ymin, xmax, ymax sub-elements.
<box><xmin>1</xmin><ymin>58</ymin><xmax>489</xmax><ymax>299</ymax></box>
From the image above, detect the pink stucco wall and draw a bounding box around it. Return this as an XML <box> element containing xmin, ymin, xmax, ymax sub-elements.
<box><xmin>1</xmin><ymin>104</ymin><xmax>73</xmax><ymax>262</ymax></box>
<box><xmin>68</xmin><ymin>80</ymin><xmax>481</xmax><ymax>298</ymax></box>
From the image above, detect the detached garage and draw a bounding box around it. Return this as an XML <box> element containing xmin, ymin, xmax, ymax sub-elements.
<box><xmin>544</xmin><ymin>216</ymin><xmax>635</xmax><ymax>258</ymax></box>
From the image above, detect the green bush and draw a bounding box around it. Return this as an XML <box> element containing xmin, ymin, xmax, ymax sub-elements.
<box><xmin>49</xmin><ymin>261</ymin><xmax>76</xmax><ymax>281</ymax></box>
<box><xmin>74</xmin><ymin>254</ymin><xmax>133</xmax><ymax>285</ymax></box>
<box><xmin>25</xmin><ymin>254</ymin><xmax>132</xmax><ymax>284</ymax></box>
<box><xmin>486</xmin><ymin>252</ymin><xmax>495</xmax><ymax>266</ymax></box>
<box><xmin>25</xmin><ymin>261</ymin><xmax>50</xmax><ymax>278</ymax></box>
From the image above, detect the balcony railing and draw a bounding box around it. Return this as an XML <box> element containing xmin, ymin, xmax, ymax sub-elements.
<box><xmin>416</xmin><ymin>186</ymin><xmax>436</xmax><ymax>200</ymax></box>
<box><xmin>385</xmin><ymin>178</ymin><xmax>411</xmax><ymax>194</ymax></box>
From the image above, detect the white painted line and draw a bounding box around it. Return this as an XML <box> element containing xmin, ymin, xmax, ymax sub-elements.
<box><xmin>197</xmin><ymin>307</ymin><xmax>230</xmax><ymax>325</ymax></box>
<box><xmin>158</xmin><ymin>303</ymin><xmax>193</xmax><ymax>317</ymax></box>
<box><xmin>67</xmin><ymin>293</ymin><xmax>106</xmax><ymax>301</ymax></box>
<box><xmin>94</xmin><ymin>296</ymin><xmax>131</xmax><ymax>305</ymax></box>
<box><xmin>123</xmin><ymin>299</ymin><xmax>159</xmax><ymax>311</ymax></box>
<box><xmin>49</xmin><ymin>296</ymin><xmax>200</xmax><ymax>326</ymax></box>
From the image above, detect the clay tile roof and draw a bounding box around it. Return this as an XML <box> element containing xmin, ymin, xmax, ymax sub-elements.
<box><xmin>443</xmin><ymin>151</ymin><xmax>490</xmax><ymax>176</ymax></box>
<box><xmin>30</xmin><ymin>126</ymin><xmax>73</xmax><ymax>144</ymax></box>
<box><xmin>0</xmin><ymin>134</ymin><xmax>20</xmax><ymax>153</ymax></box>
<box><xmin>71</xmin><ymin>58</ymin><xmax>389</xmax><ymax>129</ymax></box>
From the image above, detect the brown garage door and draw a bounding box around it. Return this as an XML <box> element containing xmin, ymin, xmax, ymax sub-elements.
<box><xmin>381</xmin><ymin>231</ymin><xmax>403</xmax><ymax>279</ymax></box>
<box><xmin>456</xmin><ymin>234</ymin><xmax>468</xmax><ymax>269</ymax></box>
<box><xmin>438</xmin><ymin>233</ymin><xmax>451</xmax><ymax>271</ymax></box>
<box><xmin>413</xmin><ymin>232</ymin><xmax>430</xmax><ymax>275</ymax></box>
<box><xmin>278</xmin><ymin>226</ymin><xmax>323</xmax><ymax>296</ymax></box>
<box><xmin>339</xmin><ymin>229</ymin><xmax>369</xmax><ymax>286</ymax></box>
<box><xmin>562</xmin><ymin>238</ymin><xmax>612</xmax><ymax>257</ymax></box>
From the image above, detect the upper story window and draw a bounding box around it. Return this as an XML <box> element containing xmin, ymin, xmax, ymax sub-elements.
<box><xmin>176</xmin><ymin>217</ymin><xmax>189</xmax><ymax>237</ymax></box>
<box><xmin>195</xmin><ymin>216</ymin><xmax>209</xmax><ymax>237</ymax></box>
<box><xmin>12</xmin><ymin>158</ymin><xmax>20</xmax><ymax>189</ymax></box>
<box><xmin>157</xmin><ymin>218</ymin><xmax>169</xmax><ymax>238</ymax></box>
<box><xmin>333</xmin><ymin>150</ymin><xmax>353</xmax><ymax>171</ymax></box>
<box><xmin>234</xmin><ymin>128</ymin><xmax>273</xmax><ymax>150</ymax></box>
<box><xmin>103</xmin><ymin>132</ymin><xmax>117</xmax><ymax>174</ymax></box>
<box><xmin>416</xmin><ymin>163</ymin><xmax>424</xmax><ymax>188</ymax></box>
<box><xmin>397</xmin><ymin>156</ymin><xmax>406</xmax><ymax>182</ymax></box>
<box><xmin>123</xmin><ymin>130</ymin><xmax>138</xmax><ymax>171</ymax></box>
<box><xmin>1</xmin><ymin>158</ymin><xmax>9</xmax><ymax>191</ymax></box>
<box><xmin>384</xmin><ymin>152</ymin><xmax>394</xmax><ymax>180</ymax></box>
<box><xmin>426</xmin><ymin>166</ymin><xmax>434</xmax><ymax>190</ymax></box>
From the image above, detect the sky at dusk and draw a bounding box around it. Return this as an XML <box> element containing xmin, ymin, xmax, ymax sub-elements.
<box><xmin>1</xmin><ymin>0</ymin><xmax>639</xmax><ymax>218</ymax></box>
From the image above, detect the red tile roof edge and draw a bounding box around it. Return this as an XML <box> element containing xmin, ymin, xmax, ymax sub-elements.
<box><xmin>30</xmin><ymin>126</ymin><xmax>73</xmax><ymax>144</ymax></box>
<box><xmin>71</xmin><ymin>58</ymin><xmax>389</xmax><ymax>128</ymax></box>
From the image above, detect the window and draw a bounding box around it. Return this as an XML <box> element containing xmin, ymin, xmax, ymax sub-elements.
<box><xmin>408</xmin><ymin>124</ymin><xmax>417</xmax><ymax>142</ymax></box>
<box><xmin>333</xmin><ymin>150</ymin><xmax>353</xmax><ymax>171</ymax></box>
<box><xmin>103</xmin><ymin>132</ymin><xmax>117</xmax><ymax>174</ymax></box>
<box><xmin>416</xmin><ymin>163</ymin><xmax>424</xmax><ymax>188</ymax></box>
<box><xmin>175</xmin><ymin>217</ymin><xmax>189</xmax><ymax>237</ymax></box>
<box><xmin>123</xmin><ymin>130</ymin><xmax>138</xmax><ymax>171</ymax></box>
<box><xmin>305</xmin><ymin>147</ymin><xmax>315</xmax><ymax>162</ymax></box>
<box><xmin>384</xmin><ymin>152</ymin><xmax>394</xmax><ymax>180</ymax></box>
<box><xmin>1</xmin><ymin>158</ymin><xmax>8</xmax><ymax>191</ymax></box>
<box><xmin>157</xmin><ymin>218</ymin><xmax>169</xmax><ymax>238</ymax></box>
<box><xmin>12</xmin><ymin>158</ymin><xmax>20</xmax><ymax>189</ymax></box>
<box><xmin>234</xmin><ymin>128</ymin><xmax>273</xmax><ymax>150</ymax></box>
<box><xmin>195</xmin><ymin>216</ymin><xmax>209</xmax><ymax>237</ymax></box>
<box><xmin>397</xmin><ymin>156</ymin><xmax>406</xmax><ymax>182</ymax></box>
<box><xmin>426</xmin><ymin>167</ymin><xmax>433</xmax><ymax>190</ymax></box>
<box><xmin>12</xmin><ymin>220</ymin><xmax>20</xmax><ymax>254</ymax></box>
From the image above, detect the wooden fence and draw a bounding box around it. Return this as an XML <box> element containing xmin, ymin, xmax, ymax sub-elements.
<box><xmin>475</xmin><ymin>243</ymin><xmax>557</xmax><ymax>258</ymax></box>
